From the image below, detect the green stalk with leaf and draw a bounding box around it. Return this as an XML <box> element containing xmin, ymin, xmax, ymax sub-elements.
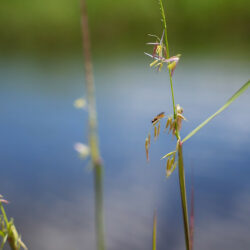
<box><xmin>145</xmin><ymin>1</ymin><xmax>250</xmax><ymax>249</ymax></box>
<box><xmin>0</xmin><ymin>195</ymin><xmax>27</xmax><ymax>250</ymax></box>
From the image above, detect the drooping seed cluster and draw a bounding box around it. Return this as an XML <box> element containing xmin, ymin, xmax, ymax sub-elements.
<box><xmin>166</xmin><ymin>104</ymin><xmax>186</xmax><ymax>136</ymax></box>
<box><xmin>145</xmin><ymin>105</ymin><xmax>186</xmax><ymax>177</ymax></box>
<box><xmin>161</xmin><ymin>141</ymin><xmax>180</xmax><ymax>177</ymax></box>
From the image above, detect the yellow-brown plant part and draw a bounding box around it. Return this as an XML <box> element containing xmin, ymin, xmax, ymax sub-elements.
<box><xmin>154</xmin><ymin>126</ymin><xmax>157</xmax><ymax>139</ymax></box>
<box><xmin>152</xmin><ymin>112</ymin><xmax>165</xmax><ymax>124</ymax></box>
<box><xmin>145</xmin><ymin>137</ymin><xmax>149</xmax><ymax>161</ymax></box>
<box><xmin>157</xmin><ymin>123</ymin><xmax>161</xmax><ymax>137</ymax></box>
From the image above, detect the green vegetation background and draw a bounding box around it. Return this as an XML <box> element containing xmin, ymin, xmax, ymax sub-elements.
<box><xmin>1</xmin><ymin>0</ymin><xmax>250</xmax><ymax>55</ymax></box>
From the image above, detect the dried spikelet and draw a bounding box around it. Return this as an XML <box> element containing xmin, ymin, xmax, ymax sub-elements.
<box><xmin>145</xmin><ymin>137</ymin><xmax>149</xmax><ymax>161</ymax></box>
<box><xmin>157</xmin><ymin>123</ymin><xmax>161</xmax><ymax>137</ymax></box>
<box><xmin>170</xmin><ymin>157</ymin><xmax>174</xmax><ymax>166</ymax></box>
<box><xmin>173</xmin><ymin>161</ymin><xmax>177</xmax><ymax>170</ymax></box>
<box><xmin>174</xmin><ymin>105</ymin><xmax>186</xmax><ymax>132</ymax></box>
<box><xmin>176</xmin><ymin>114</ymin><xmax>187</xmax><ymax>132</ymax></box>
<box><xmin>146</xmin><ymin>149</ymin><xmax>149</xmax><ymax>161</ymax></box>
<box><xmin>169</xmin><ymin>119</ymin><xmax>174</xmax><ymax>134</ymax></box>
<box><xmin>165</xmin><ymin>120</ymin><xmax>169</xmax><ymax>131</ymax></box>
<box><xmin>166</xmin><ymin>157</ymin><xmax>178</xmax><ymax>177</ymax></box>
<box><xmin>166</xmin><ymin>158</ymin><xmax>171</xmax><ymax>177</ymax></box>
<box><xmin>154</xmin><ymin>126</ymin><xmax>157</xmax><ymax>139</ymax></box>
<box><xmin>177</xmin><ymin>119</ymin><xmax>182</xmax><ymax>131</ymax></box>
<box><xmin>172</xmin><ymin>123</ymin><xmax>176</xmax><ymax>136</ymax></box>
<box><xmin>172</xmin><ymin>152</ymin><xmax>176</xmax><ymax>163</ymax></box>
<box><xmin>170</xmin><ymin>161</ymin><xmax>177</xmax><ymax>175</ymax></box>
<box><xmin>165</xmin><ymin>117</ymin><xmax>171</xmax><ymax>131</ymax></box>
<box><xmin>148</xmin><ymin>133</ymin><xmax>151</xmax><ymax>146</ymax></box>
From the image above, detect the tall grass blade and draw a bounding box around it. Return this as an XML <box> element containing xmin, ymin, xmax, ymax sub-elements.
<box><xmin>152</xmin><ymin>211</ymin><xmax>157</xmax><ymax>250</ymax></box>
<box><xmin>182</xmin><ymin>80</ymin><xmax>250</xmax><ymax>143</ymax></box>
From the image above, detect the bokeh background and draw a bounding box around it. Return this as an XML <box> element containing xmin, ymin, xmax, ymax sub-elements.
<box><xmin>0</xmin><ymin>0</ymin><xmax>250</xmax><ymax>249</ymax></box>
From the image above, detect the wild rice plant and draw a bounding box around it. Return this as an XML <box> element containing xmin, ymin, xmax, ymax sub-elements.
<box><xmin>145</xmin><ymin>0</ymin><xmax>250</xmax><ymax>249</ymax></box>
<box><xmin>74</xmin><ymin>1</ymin><xmax>105</xmax><ymax>250</ymax></box>
<box><xmin>0</xmin><ymin>195</ymin><xmax>27</xmax><ymax>250</ymax></box>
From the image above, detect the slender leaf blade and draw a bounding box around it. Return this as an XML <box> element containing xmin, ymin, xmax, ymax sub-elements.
<box><xmin>161</xmin><ymin>151</ymin><xmax>176</xmax><ymax>160</ymax></box>
<box><xmin>182</xmin><ymin>80</ymin><xmax>250</xmax><ymax>143</ymax></box>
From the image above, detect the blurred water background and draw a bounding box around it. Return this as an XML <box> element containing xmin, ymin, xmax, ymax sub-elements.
<box><xmin>0</xmin><ymin>0</ymin><xmax>250</xmax><ymax>249</ymax></box>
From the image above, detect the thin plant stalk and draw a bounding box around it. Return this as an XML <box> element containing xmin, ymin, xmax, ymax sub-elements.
<box><xmin>159</xmin><ymin>0</ymin><xmax>190</xmax><ymax>248</ymax></box>
<box><xmin>177</xmin><ymin>142</ymin><xmax>190</xmax><ymax>250</ymax></box>
<box><xmin>159</xmin><ymin>0</ymin><xmax>178</xmax><ymax>135</ymax></box>
<box><xmin>152</xmin><ymin>211</ymin><xmax>157</xmax><ymax>250</ymax></box>
<box><xmin>81</xmin><ymin>1</ymin><xmax>106</xmax><ymax>250</ymax></box>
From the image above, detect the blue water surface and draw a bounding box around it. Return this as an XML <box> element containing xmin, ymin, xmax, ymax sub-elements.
<box><xmin>0</xmin><ymin>55</ymin><xmax>249</xmax><ymax>250</ymax></box>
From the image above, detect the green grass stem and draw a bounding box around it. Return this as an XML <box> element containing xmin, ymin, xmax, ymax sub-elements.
<box><xmin>81</xmin><ymin>1</ymin><xmax>105</xmax><ymax>250</ymax></box>
<box><xmin>178</xmin><ymin>143</ymin><xmax>190</xmax><ymax>250</ymax></box>
<box><xmin>158</xmin><ymin>1</ymin><xmax>189</xmax><ymax>248</ymax></box>
<box><xmin>159</xmin><ymin>0</ymin><xmax>177</xmax><ymax>129</ymax></box>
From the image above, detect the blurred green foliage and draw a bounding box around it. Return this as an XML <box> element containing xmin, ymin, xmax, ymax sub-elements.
<box><xmin>1</xmin><ymin>0</ymin><xmax>249</xmax><ymax>55</ymax></box>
